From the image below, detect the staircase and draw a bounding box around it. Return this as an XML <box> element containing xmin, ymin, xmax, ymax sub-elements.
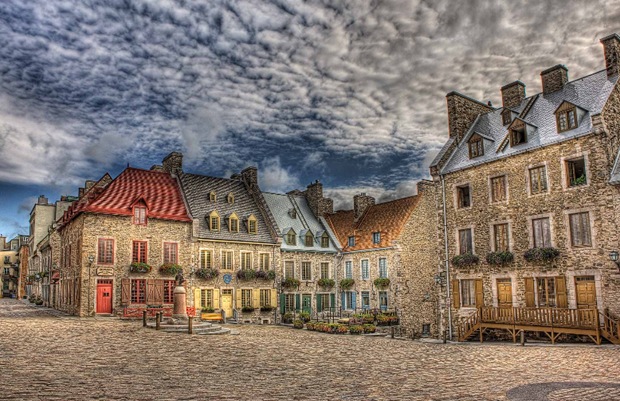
<box><xmin>457</xmin><ymin>309</ymin><xmax>481</xmax><ymax>341</ymax></box>
<box><xmin>600</xmin><ymin>310</ymin><xmax>620</xmax><ymax>345</ymax></box>
<box><xmin>146</xmin><ymin>320</ymin><xmax>231</xmax><ymax>335</ymax></box>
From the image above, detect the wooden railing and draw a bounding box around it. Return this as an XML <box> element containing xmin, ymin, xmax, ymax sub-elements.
<box><xmin>457</xmin><ymin>310</ymin><xmax>480</xmax><ymax>341</ymax></box>
<box><xmin>600</xmin><ymin>311</ymin><xmax>620</xmax><ymax>344</ymax></box>
<box><xmin>480</xmin><ymin>306</ymin><xmax>598</xmax><ymax>329</ymax></box>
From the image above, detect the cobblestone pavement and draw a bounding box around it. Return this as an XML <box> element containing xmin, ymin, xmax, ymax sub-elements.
<box><xmin>1</xmin><ymin>298</ymin><xmax>620</xmax><ymax>401</ymax></box>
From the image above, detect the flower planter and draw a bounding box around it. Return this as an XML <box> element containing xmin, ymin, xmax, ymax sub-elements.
<box><xmin>130</xmin><ymin>262</ymin><xmax>152</xmax><ymax>274</ymax></box>
<box><xmin>159</xmin><ymin>263</ymin><xmax>182</xmax><ymax>276</ymax></box>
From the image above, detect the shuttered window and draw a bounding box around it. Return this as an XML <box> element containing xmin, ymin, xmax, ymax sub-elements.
<box><xmin>285</xmin><ymin>294</ymin><xmax>295</xmax><ymax>312</ymax></box>
<box><xmin>529</xmin><ymin>166</ymin><xmax>548</xmax><ymax>194</ymax></box>
<box><xmin>131</xmin><ymin>279</ymin><xmax>146</xmax><ymax>304</ymax></box>
<box><xmin>317</xmin><ymin>294</ymin><xmax>331</xmax><ymax>312</ymax></box>
<box><xmin>260</xmin><ymin>289</ymin><xmax>272</xmax><ymax>307</ymax></box>
<box><xmin>97</xmin><ymin>239</ymin><xmax>114</xmax><ymax>264</ymax></box>
<box><xmin>569</xmin><ymin>212</ymin><xmax>592</xmax><ymax>247</ymax></box>
<box><xmin>536</xmin><ymin>277</ymin><xmax>556</xmax><ymax>307</ymax></box>
<box><xmin>200</xmin><ymin>250</ymin><xmax>212</xmax><ymax>269</ymax></box>
<box><xmin>491</xmin><ymin>176</ymin><xmax>507</xmax><ymax>202</ymax></box>
<box><xmin>301</xmin><ymin>262</ymin><xmax>311</xmax><ymax>280</ymax></box>
<box><xmin>284</xmin><ymin>261</ymin><xmax>295</xmax><ymax>279</ymax></box>
<box><xmin>163</xmin><ymin>242</ymin><xmax>178</xmax><ymax>264</ymax></box>
<box><xmin>493</xmin><ymin>224</ymin><xmax>509</xmax><ymax>252</ymax></box>
<box><xmin>532</xmin><ymin>217</ymin><xmax>552</xmax><ymax>248</ymax></box>
<box><xmin>241</xmin><ymin>289</ymin><xmax>252</xmax><ymax>307</ymax></box>
<box><xmin>458</xmin><ymin>229</ymin><xmax>473</xmax><ymax>255</ymax></box>
<box><xmin>201</xmin><ymin>289</ymin><xmax>213</xmax><ymax>309</ymax></box>
<box><xmin>132</xmin><ymin>241</ymin><xmax>148</xmax><ymax>263</ymax></box>
<box><xmin>460</xmin><ymin>279</ymin><xmax>476</xmax><ymax>307</ymax></box>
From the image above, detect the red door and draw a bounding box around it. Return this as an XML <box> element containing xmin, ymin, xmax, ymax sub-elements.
<box><xmin>96</xmin><ymin>280</ymin><xmax>113</xmax><ymax>314</ymax></box>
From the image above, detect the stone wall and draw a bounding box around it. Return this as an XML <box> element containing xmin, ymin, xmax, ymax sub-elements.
<box><xmin>446</xmin><ymin>92</ymin><xmax>494</xmax><ymax>142</ymax></box>
<box><xmin>541</xmin><ymin>65</ymin><xmax>568</xmax><ymax>94</ymax></box>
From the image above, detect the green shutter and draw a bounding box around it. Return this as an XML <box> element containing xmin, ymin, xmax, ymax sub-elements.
<box><xmin>316</xmin><ymin>294</ymin><xmax>322</xmax><ymax>312</ymax></box>
<box><xmin>330</xmin><ymin>293</ymin><xmax>335</xmax><ymax>311</ymax></box>
<box><xmin>280</xmin><ymin>293</ymin><xmax>285</xmax><ymax>314</ymax></box>
<box><xmin>295</xmin><ymin>294</ymin><xmax>301</xmax><ymax>311</ymax></box>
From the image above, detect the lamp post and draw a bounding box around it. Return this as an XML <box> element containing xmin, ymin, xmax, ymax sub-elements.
<box><xmin>87</xmin><ymin>255</ymin><xmax>95</xmax><ymax>316</ymax></box>
<box><xmin>609</xmin><ymin>251</ymin><xmax>619</xmax><ymax>270</ymax></box>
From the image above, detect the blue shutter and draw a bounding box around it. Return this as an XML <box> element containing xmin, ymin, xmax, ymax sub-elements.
<box><xmin>352</xmin><ymin>292</ymin><xmax>357</xmax><ymax>310</ymax></box>
<box><xmin>295</xmin><ymin>294</ymin><xmax>301</xmax><ymax>311</ymax></box>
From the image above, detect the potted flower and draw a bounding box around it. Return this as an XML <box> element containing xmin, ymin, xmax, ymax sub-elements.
<box><xmin>486</xmin><ymin>251</ymin><xmax>514</xmax><ymax>266</ymax></box>
<box><xmin>282</xmin><ymin>277</ymin><xmax>301</xmax><ymax>289</ymax></box>
<box><xmin>317</xmin><ymin>278</ymin><xmax>335</xmax><ymax>288</ymax></box>
<box><xmin>236</xmin><ymin>269</ymin><xmax>256</xmax><ymax>281</ymax></box>
<box><xmin>374</xmin><ymin>278</ymin><xmax>390</xmax><ymax>289</ymax></box>
<box><xmin>130</xmin><ymin>262</ymin><xmax>152</xmax><ymax>273</ymax></box>
<box><xmin>339</xmin><ymin>278</ymin><xmax>355</xmax><ymax>290</ymax></box>
<box><xmin>349</xmin><ymin>325</ymin><xmax>363</xmax><ymax>335</ymax></box>
<box><xmin>524</xmin><ymin>247</ymin><xmax>560</xmax><ymax>263</ymax></box>
<box><xmin>293</xmin><ymin>320</ymin><xmax>304</xmax><ymax>329</ymax></box>
<box><xmin>451</xmin><ymin>253</ymin><xmax>480</xmax><ymax>267</ymax></box>
<box><xmin>363</xmin><ymin>324</ymin><xmax>376</xmax><ymax>333</ymax></box>
<box><xmin>306</xmin><ymin>322</ymin><xmax>316</xmax><ymax>331</ymax></box>
<box><xmin>260</xmin><ymin>305</ymin><xmax>274</xmax><ymax>312</ymax></box>
<box><xmin>298</xmin><ymin>311</ymin><xmax>311</xmax><ymax>323</ymax></box>
<box><xmin>195</xmin><ymin>268</ymin><xmax>219</xmax><ymax>280</ymax></box>
<box><xmin>159</xmin><ymin>263</ymin><xmax>183</xmax><ymax>276</ymax></box>
<box><xmin>242</xmin><ymin>305</ymin><xmax>255</xmax><ymax>313</ymax></box>
<box><xmin>282</xmin><ymin>312</ymin><xmax>294</xmax><ymax>323</ymax></box>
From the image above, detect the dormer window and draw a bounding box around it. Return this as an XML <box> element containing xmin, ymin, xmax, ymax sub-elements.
<box><xmin>247</xmin><ymin>214</ymin><xmax>257</xmax><ymax>234</ymax></box>
<box><xmin>372</xmin><ymin>232</ymin><xmax>381</xmax><ymax>244</ymax></box>
<box><xmin>285</xmin><ymin>229</ymin><xmax>296</xmax><ymax>245</ymax></box>
<box><xmin>510</xmin><ymin>126</ymin><xmax>527</xmax><ymax>146</ymax></box>
<box><xmin>320</xmin><ymin>232</ymin><xmax>329</xmax><ymax>248</ymax></box>
<box><xmin>556</xmin><ymin>103</ymin><xmax>578</xmax><ymax>133</ymax></box>
<box><xmin>501</xmin><ymin>109</ymin><xmax>512</xmax><ymax>126</ymax></box>
<box><xmin>227</xmin><ymin>193</ymin><xmax>234</xmax><ymax>204</ymax></box>
<box><xmin>209</xmin><ymin>211</ymin><xmax>220</xmax><ymax>231</ymax></box>
<box><xmin>468</xmin><ymin>135</ymin><xmax>484</xmax><ymax>159</ymax></box>
<box><xmin>304</xmin><ymin>232</ymin><xmax>314</xmax><ymax>247</ymax></box>
<box><xmin>348</xmin><ymin>236</ymin><xmax>355</xmax><ymax>247</ymax></box>
<box><xmin>229</xmin><ymin>213</ymin><xmax>239</xmax><ymax>232</ymax></box>
<box><xmin>288</xmin><ymin>209</ymin><xmax>297</xmax><ymax>219</ymax></box>
<box><xmin>133</xmin><ymin>201</ymin><xmax>147</xmax><ymax>225</ymax></box>
<box><xmin>209</xmin><ymin>191</ymin><xmax>217</xmax><ymax>202</ymax></box>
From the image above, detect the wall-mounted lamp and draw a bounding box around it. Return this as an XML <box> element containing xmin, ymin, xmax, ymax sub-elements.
<box><xmin>609</xmin><ymin>251</ymin><xmax>619</xmax><ymax>270</ymax></box>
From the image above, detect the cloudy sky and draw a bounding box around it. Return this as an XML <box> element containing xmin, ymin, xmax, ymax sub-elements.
<box><xmin>1</xmin><ymin>0</ymin><xmax>619</xmax><ymax>239</ymax></box>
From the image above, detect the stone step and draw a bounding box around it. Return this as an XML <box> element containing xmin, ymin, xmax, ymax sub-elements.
<box><xmin>196</xmin><ymin>328</ymin><xmax>231</xmax><ymax>335</ymax></box>
<box><xmin>161</xmin><ymin>325</ymin><xmax>224</xmax><ymax>333</ymax></box>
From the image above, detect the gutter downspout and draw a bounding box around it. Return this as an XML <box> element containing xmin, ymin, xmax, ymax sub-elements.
<box><xmin>441</xmin><ymin>174</ymin><xmax>453</xmax><ymax>340</ymax></box>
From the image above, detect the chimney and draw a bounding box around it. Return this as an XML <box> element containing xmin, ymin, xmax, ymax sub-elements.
<box><xmin>162</xmin><ymin>152</ymin><xmax>183</xmax><ymax>175</ymax></box>
<box><xmin>501</xmin><ymin>81</ymin><xmax>526</xmax><ymax>109</ymax></box>
<box><xmin>78</xmin><ymin>188</ymin><xmax>85</xmax><ymax>198</ymax></box>
<box><xmin>304</xmin><ymin>180</ymin><xmax>334</xmax><ymax>217</ymax></box>
<box><xmin>0</xmin><ymin>235</ymin><xmax>6</xmax><ymax>251</ymax></box>
<box><xmin>240</xmin><ymin>166</ymin><xmax>258</xmax><ymax>187</ymax></box>
<box><xmin>600</xmin><ymin>33</ymin><xmax>620</xmax><ymax>77</ymax></box>
<box><xmin>541</xmin><ymin>64</ymin><xmax>568</xmax><ymax>95</ymax></box>
<box><xmin>353</xmin><ymin>193</ymin><xmax>375</xmax><ymax>222</ymax></box>
<box><xmin>446</xmin><ymin>92</ymin><xmax>494</xmax><ymax>142</ymax></box>
<box><xmin>84</xmin><ymin>180</ymin><xmax>96</xmax><ymax>191</ymax></box>
<box><xmin>37</xmin><ymin>195</ymin><xmax>48</xmax><ymax>205</ymax></box>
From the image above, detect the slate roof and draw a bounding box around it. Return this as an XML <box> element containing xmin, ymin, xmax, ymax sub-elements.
<box><xmin>179</xmin><ymin>173</ymin><xmax>277</xmax><ymax>243</ymax></box>
<box><xmin>262</xmin><ymin>192</ymin><xmax>339</xmax><ymax>253</ymax></box>
<box><xmin>325</xmin><ymin>196</ymin><xmax>419</xmax><ymax>252</ymax></box>
<box><xmin>59</xmin><ymin>168</ymin><xmax>191</xmax><ymax>226</ymax></box>
<box><xmin>433</xmin><ymin>70</ymin><xmax>619</xmax><ymax>174</ymax></box>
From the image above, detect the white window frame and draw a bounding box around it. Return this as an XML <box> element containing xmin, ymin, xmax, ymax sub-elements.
<box><xmin>361</xmin><ymin>259</ymin><xmax>369</xmax><ymax>280</ymax></box>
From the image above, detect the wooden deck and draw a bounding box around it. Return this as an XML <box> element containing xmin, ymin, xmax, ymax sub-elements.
<box><xmin>457</xmin><ymin>306</ymin><xmax>620</xmax><ymax>345</ymax></box>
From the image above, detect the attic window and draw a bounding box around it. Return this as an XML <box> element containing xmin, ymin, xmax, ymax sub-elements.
<box><xmin>289</xmin><ymin>209</ymin><xmax>297</xmax><ymax>219</ymax></box>
<box><xmin>305</xmin><ymin>232</ymin><xmax>314</xmax><ymax>247</ymax></box>
<box><xmin>501</xmin><ymin>109</ymin><xmax>512</xmax><ymax>126</ymax></box>
<box><xmin>468</xmin><ymin>136</ymin><xmax>484</xmax><ymax>159</ymax></box>
<box><xmin>229</xmin><ymin>213</ymin><xmax>239</xmax><ymax>232</ymax></box>
<box><xmin>133</xmin><ymin>203</ymin><xmax>147</xmax><ymax>225</ymax></box>
<box><xmin>209</xmin><ymin>211</ymin><xmax>220</xmax><ymax>231</ymax></box>
<box><xmin>556</xmin><ymin>105</ymin><xmax>578</xmax><ymax>133</ymax></box>
<box><xmin>321</xmin><ymin>232</ymin><xmax>329</xmax><ymax>248</ymax></box>
<box><xmin>227</xmin><ymin>193</ymin><xmax>234</xmax><ymax>204</ymax></box>
<box><xmin>286</xmin><ymin>229</ymin><xmax>296</xmax><ymax>245</ymax></box>
<box><xmin>348</xmin><ymin>236</ymin><xmax>355</xmax><ymax>247</ymax></box>
<box><xmin>247</xmin><ymin>215</ymin><xmax>257</xmax><ymax>234</ymax></box>
<box><xmin>209</xmin><ymin>191</ymin><xmax>217</xmax><ymax>202</ymax></box>
<box><xmin>510</xmin><ymin>125</ymin><xmax>527</xmax><ymax>146</ymax></box>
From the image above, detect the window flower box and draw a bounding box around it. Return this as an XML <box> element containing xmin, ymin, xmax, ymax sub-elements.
<box><xmin>373</xmin><ymin>278</ymin><xmax>390</xmax><ymax>288</ymax></box>
<box><xmin>255</xmin><ymin>270</ymin><xmax>276</xmax><ymax>281</ymax></box>
<box><xmin>236</xmin><ymin>269</ymin><xmax>256</xmax><ymax>281</ymax></box>
<box><xmin>317</xmin><ymin>278</ymin><xmax>335</xmax><ymax>288</ymax></box>
<box><xmin>524</xmin><ymin>247</ymin><xmax>560</xmax><ymax>262</ymax></box>
<box><xmin>130</xmin><ymin>262</ymin><xmax>152</xmax><ymax>274</ymax></box>
<box><xmin>339</xmin><ymin>278</ymin><xmax>355</xmax><ymax>290</ymax></box>
<box><xmin>159</xmin><ymin>263</ymin><xmax>182</xmax><ymax>276</ymax></box>
<box><xmin>486</xmin><ymin>251</ymin><xmax>514</xmax><ymax>266</ymax></box>
<box><xmin>451</xmin><ymin>253</ymin><xmax>479</xmax><ymax>267</ymax></box>
<box><xmin>282</xmin><ymin>277</ymin><xmax>300</xmax><ymax>289</ymax></box>
<box><xmin>241</xmin><ymin>306</ymin><xmax>255</xmax><ymax>313</ymax></box>
<box><xmin>195</xmin><ymin>268</ymin><xmax>219</xmax><ymax>280</ymax></box>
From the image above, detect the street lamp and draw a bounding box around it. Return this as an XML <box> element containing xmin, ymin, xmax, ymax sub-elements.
<box><xmin>87</xmin><ymin>255</ymin><xmax>95</xmax><ymax>316</ymax></box>
<box><xmin>609</xmin><ymin>251</ymin><xmax>619</xmax><ymax>270</ymax></box>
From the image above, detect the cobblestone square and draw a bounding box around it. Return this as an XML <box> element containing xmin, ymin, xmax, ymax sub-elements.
<box><xmin>1</xmin><ymin>298</ymin><xmax>620</xmax><ymax>401</ymax></box>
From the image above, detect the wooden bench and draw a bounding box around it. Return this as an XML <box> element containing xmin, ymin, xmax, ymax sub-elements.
<box><xmin>201</xmin><ymin>312</ymin><xmax>224</xmax><ymax>323</ymax></box>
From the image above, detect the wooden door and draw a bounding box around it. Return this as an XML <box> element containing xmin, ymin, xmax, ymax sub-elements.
<box><xmin>302</xmin><ymin>294</ymin><xmax>311</xmax><ymax>313</ymax></box>
<box><xmin>96</xmin><ymin>280</ymin><xmax>113</xmax><ymax>314</ymax></box>
<box><xmin>497</xmin><ymin>279</ymin><xmax>512</xmax><ymax>307</ymax></box>
<box><xmin>221</xmin><ymin>290</ymin><xmax>233</xmax><ymax>318</ymax></box>
<box><xmin>575</xmin><ymin>276</ymin><xmax>597</xmax><ymax>309</ymax></box>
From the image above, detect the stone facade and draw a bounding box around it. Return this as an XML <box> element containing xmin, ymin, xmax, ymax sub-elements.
<box><xmin>541</xmin><ymin>64</ymin><xmax>568</xmax><ymax>94</ymax></box>
<box><xmin>501</xmin><ymin>81</ymin><xmax>526</xmax><ymax>109</ymax></box>
<box><xmin>446</xmin><ymin>92</ymin><xmax>493</xmax><ymax>142</ymax></box>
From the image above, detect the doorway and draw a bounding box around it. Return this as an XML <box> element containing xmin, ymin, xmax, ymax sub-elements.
<box><xmin>302</xmin><ymin>294</ymin><xmax>312</xmax><ymax>313</ymax></box>
<box><xmin>497</xmin><ymin>279</ymin><xmax>512</xmax><ymax>307</ymax></box>
<box><xmin>221</xmin><ymin>289</ymin><xmax>233</xmax><ymax>318</ymax></box>
<box><xmin>575</xmin><ymin>276</ymin><xmax>597</xmax><ymax>309</ymax></box>
<box><xmin>96</xmin><ymin>279</ymin><xmax>113</xmax><ymax>314</ymax></box>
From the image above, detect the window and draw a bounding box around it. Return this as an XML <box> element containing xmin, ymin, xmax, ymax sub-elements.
<box><xmin>379</xmin><ymin>291</ymin><xmax>388</xmax><ymax>311</ymax></box>
<box><xmin>4</xmin><ymin>267</ymin><xmax>9</xmax><ymax>275</ymax></box>
<box><xmin>532</xmin><ymin>217</ymin><xmax>552</xmax><ymax>248</ymax></box>
<box><xmin>200</xmin><ymin>250</ymin><xmax>212</xmax><ymax>269</ymax></box>
<box><xmin>131</xmin><ymin>279</ymin><xmax>146</xmax><ymax>304</ymax></box>
<box><xmin>510</xmin><ymin>126</ymin><xmax>527</xmax><ymax>146</ymax></box>
<box><xmin>344</xmin><ymin>291</ymin><xmax>355</xmax><ymax>310</ymax></box>
<box><xmin>229</xmin><ymin>215</ymin><xmax>239</xmax><ymax>232</ymax></box>
<box><xmin>163</xmin><ymin>280</ymin><xmax>175</xmax><ymax>304</ymax></box>
<box><xmin>209</xmin><ymin>191</ymin><xmax>216</xmax><ymax>202</ymax></box>
<box><xmin>240</xmin><ymin>252</ymin><xmax>252</xmax><ymax>270</ymax></box>
<box><xmin>345</xmin><ymin>261</ymin><xmax>352</xmax><ymax>279</ymax></box>
<box><xmin>379</xmin><ymin>258</ymin><xmax>388</xmax><ymax>278</ymax></box>
<box><xmin>460</xmin><ymin>279</ymin><xmax>476</xmax><ymax>307</ymax></box>
<box><xmin>133</xmin><ymin>206</ymin><xmax>146</xmax><ymax>225</ymax></box>
<box><xmin>222</xmin><ymin>251</ymin><xmax>233</xmax><ymax>270</ymax></box>
<box><xmin>201</xmin><ymin>289</ymin><xmax>214</xmax><ymax>309</ymax></box>
<box><xmin>557</xmin><ymin>106</ymin><xmax>578</xmax><ymax>132</ymax></box>
<box><xmin>372</xmin><ymin>232</ymin><xmax>381</xmax><ymax>244</ymax></box>
<box><xmin>285</xmin><ymin>294</ymin><xmax>295</xmax><ymax>312</ymax></box>
<box><xmin>4</xmin><ymin>257</ymin><xmax>10</xmax><ymax>265</ymax></box>
<box><xmin>209</xmin><ymin>211</ymin><xmax>220</xmax><ymax>231</ymax></box>
<box><xmin>97</xmin><ymin>239</ymin><xmax>114</xmax><ymax>264</ymax></box>
<box><xmin>458</xmin><ymin>229</ymin><xmax>473</xmax><ymax>255</ymax></box>
<box><xmin>468</xmin><ymin>137</ymin><xmax>484</xmax><ymax>158</ymax></box>
<box><xmin>259</xmin><ymin>253</ymin><xmax>270</xmax><ymax>270</ymax></box>
<box><xmin>348</xmin><ymin>236</ymin><xmax>355</xmax><ymax>247</ymax></box>
<box><xmin>241</xmin><ymin>289</ymin><xmax>252</xmax><ymax>308</ymax></box>
<box><xmin>569</xmin><ymin>212</ymin><xmax>592</xmax><ymax>247</ymax></box>
<box><xmin>248</xmin><ymin>215</ymin><xmax>257</xmax><ymax>234</ymax></box>
<box><xmin>286</xmin><ymin>230</ymin><xmax>296</xmax><ymax>245</ymax></box>
<box><xmin>317</xmin><ymin>293</ymin><xmax>331</xmax><ymax>312</ymax></box>
<box><xmin>361</xmin><ymin>260</ymin><xmax>369</xmax><ymax>280</ymax></box>
<box><xmin>361</xmin><ymin>291</ymin><xmax>370</xmax><ymax>310</ymax></box>
<box><xmin>305</xmin><ymin>232</ymin><xmax>314</xmax><ymax>247</ymax></box>
<box><xmin>457</xmin><ymin>185</ymin><xmax>471</xmax><ymax>208</ymax></box>
<box><xmin>537</xmin><ymin>277</ymin><xmax>556</xmax><ymax>307</ymax></box>
<box><xmin>301</xmin><ymin>262</ymin><xmax>311</xmax><ymax>280</ymax></box>
<box><xmin>529</xmin><ymin>166</ymin><xmax>548</xmax><ymax>194</ymax></box>
<box><xmin>321</xmin><ymin>233</ymin><xmax>329</xmax><ymax>248</ymax></box>
<box><xmin>163</xmin><ymin>242</ymin><xmax>178</xmax><ymax>264</ymax></box>
<box><xmin>284</xmin><ymin>261</ymin><xmax>294</xmax><ymax>279</ymax></box>
<box><xmin>491</xmin><ymin>176</ymin><xmax>507</xmax><ymax>202</ymax></box>
<box><xmin>320</xmin><ymin>262</ymin><xmax>330</xmax><ymax>279</ymax></box>
<box><xmin>493</xmin><ymin>223</ymin><xmax>509</xmax><ymax>252</ymax></box>
<box><xmin>227</xmin><ymin>193</ymin><xmax>234</xmax><ymax>204</ymax></box>
<box><xmin>566</xmin><ymin>158</ymin><xmax>587</xmax><ymax>187</ymax></box>
<box><xmin>132</xmin><ymin>241</ymin><xmax>147</xmax><ymax>263</ymax></box>
<box><xmin>260</xmin><ymin>289</ymin><xmax>272</xmax><ymax>307</ymax></box>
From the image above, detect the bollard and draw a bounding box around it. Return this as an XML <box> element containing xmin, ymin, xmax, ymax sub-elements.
<box><xmin>443</xmin><ymin>330</ymin><xmax>447</xmax><ymax>344</ymax></box>
<box><xmin>391</xmin><ymin>326</ymin><xmax>395</xmax><ymax>339</ymax></box>
<box><xmin>188</xmin><ymin>317</ymin><xmax>193</xmax><ymax>335</ymax></box>
<box><xmin>520</xmin><ymin>330</ymin><xmax>525</xmax><ymax>346</ymax></box>
<box><xmin>156</xmin><ymin>312</ymin><xmax>161</xmax><ymax>330</ymax></box>
<box><xmin>142</xmin><ymin>310</ymin><xmax>147</xmax><ymax>327</ymax></box>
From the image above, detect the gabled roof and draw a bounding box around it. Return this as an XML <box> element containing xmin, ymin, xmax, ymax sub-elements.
<box><xmin>78</xmin><ymin>168</ymin><xmax>191</xmax><ymax>222</ymax></box>
<box><xmin>180</xmin><ymin>173</ymin><xmax>277</xmax><ymax>244</ymax></box>
<box><xmin>434</xmin><ymin>70</ymin><xmax>618</xmax><ymax>174</ymax></box>
<box><xmin>325</xmin><ymin>196</ymin><xmax>419</xmax><ymax>252</ymax></box>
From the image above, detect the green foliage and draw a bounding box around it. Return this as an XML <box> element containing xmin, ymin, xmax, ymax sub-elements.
<box><xmin>571</xmin><ymin>174</ymin><xmax>587</xmax><ymax>186</ymax></box>
<box><xmin>282</xmin><ymin>277</ymin><xmax>301</xmax><ymax>289</ymax></box>
<box><xmin>255</xmin><ymin>270</ymin><xmax>277</xmax><ymax>280</ymax></box>
<box><xmin>241</xmin><ymin>306</ymin><xmax>255</xmax><ymax>313</ymax></box>
<box><xmin>130</xmin><ymin>262</ymin><xmax>152</xmax><ymax>273</ymax></box>
<box><xmin>159</xmin><ymin>263</ymin><xmax>183</xmax><ymax>276</ymax></box>
<box><xmin>451</xmin><ymin>253</ymin><xmax>480</xmax><ymax>267</ymax></box>
<box><xmin>373</xmin><ymin>277</ymin><xmax>391</xmax><ymax>288</ymax></box>
<box><xmin>293</xmin><ymin>320</ymin><xmax>304</xmax><ymax>329</ymax></box>
<box><xmin>298</xmin><ymin>311</ymin><xmax>311</xmax><ymax>322</ymax></box>
<box><xmin>363</xmin><ymin>324</ymin><xmax>377</xmax><ymax>333</ymax></box>
<box><xmin>282</xmin><ymin>312</ymin><xmax>294</xmax><ymax>323</ymax></box>
<box><xmin>236</xmin><ymin>269</ymin><xmax>256</xmax><ymax>280</ymax></box>
<box><xmin>260</xmin><ymin>305</ymin><xmax>274</xmax><ymax>312</ymax></box>
<box><xmin>305</xmin><ymin>322</ymin><xmax>315</xmax><ymax>331</ymax></box>
<box><xmin>486</xmin><ymin>251</ymin><xmax>514</xmax><ymax>266</ymax></box>
<box><xmin>524</xmin><ymin>247</ymin><xmax>560</xmax><ymax>262</ymax></box>
<box><xmin>201</xmin><ymin>307</ymin><xmax>215</xmax><ymax>313</ymax></box>
<box><xmin>195</xmin><ymin>268</ymin><xmax>219</xmax><ymax>280</ymax></box>
<box><xmin>339</xmin><ymin>278</ymin><xmax>355</xmax><ymax>290</ymax></box>
<box><xmin>349</xmin><ymin>325</ymin><xmax>364</xmax><ymax>335</ymax></box>
<box><xmin>317</xmin><ymin>278</ymin><xmax>335</xmax><ymax>288</ymax></box>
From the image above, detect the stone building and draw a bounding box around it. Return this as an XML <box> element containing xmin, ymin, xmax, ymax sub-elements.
<box><xmin>1</xmin><ymin>235</ymin><xmax>27</xmax><ymax>298</ymax></box>
<box><xmin>56</xmin><ymin>160</ymin><xmax>192</xmax><ymax>317</ymax></box>
<box><xmin>430</xmin><ymin>33</ymin><xmax>620</xmax><ymax>340</ymax></box>
<box><xmin>177</xmin><ymin>156</ymin><xmax>282</xmax><ymax>323</ymax></box>
<box><xmin>262</xmin><ymin>181</ymin><xmax>341</xmax><ymax>316</ymax></box>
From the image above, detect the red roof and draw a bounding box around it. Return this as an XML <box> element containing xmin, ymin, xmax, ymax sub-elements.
<box><xmin>326</xmin><ymin>196</ymin><xmax>419</xmax><ymax>252</ymax></box>
<box><xmin>62</xmin><ymin>168</ymin><xmax>190</xmax><ymax>225</ymax></box>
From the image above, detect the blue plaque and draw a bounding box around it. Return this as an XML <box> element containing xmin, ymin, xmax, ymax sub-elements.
<box><xmin>223</xmin><ymin>273</ymin><xmax>232</xmax><ymax>284</ymax></box>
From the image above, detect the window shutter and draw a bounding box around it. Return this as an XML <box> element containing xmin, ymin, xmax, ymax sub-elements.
<box><xmin>121</xmin><ymin>278</ymin><xmax>130</xmax><ymax>305</ymax></box>
<box><xmin>253</xmin><ymin>289</ymin><xmax>260</xmax><ymax>309</ymax></box>
<box><xmin>341</xmin><ymin>292</ymin><xmax>346</xmax><ymax>309</ymax></box>
<box><xmin>330</xmin><ymin>293</ymin><xmax>335</xmax><ymax>309</ymax></box>
<box><xmin>279</xmin><ymin>293</ymin><xmax>286</xmax><ymax>314</ymax></box>
<box><xmin>524</xmin><ymin>278</ymin><xmax>535</xmax><ymax>307</ymax></box>
<box><xmin>194</xmin><ymin>288</ymin><xmax>202</xmax><ymax>309</ymax></box>
<box><xmin>316</xmin><ymin>294</ymin><xmax>322</xmax><ymax>312</ymax></box>
<box><xmin>154</xmin><ymin>279</ymin><xmax>164</xmax><ymax>304</ymax></box>
<box><xmin>213</xmin><ymin>289</ymin><xmax>220</xmax><ymax>310</ymax></box>
<box><xmin>451</xmin><ymin>280</ymin><xmax>460</xmax><ymax>309</ymax></box>
<box><xmin>352</xmin><ymin>292</ymin><xmax>357</xmax><ymax>310</ymax></box>
<box><xmin>475</xmin><ymin>279</ymin><xmax>484</xmax><ymax>307</ymax></box>
<box><xmin>556</xmin><ymin>276</ymin><xmax>567</xmax><ymax>308</ymax></box>
<box><xmin>295</xmin><ymin>294</ymin><xmax>301</xmax><ymax>311</ymax></box>
<box><xmin>269</xmin><ymin>290</ymin><xmax>276</xmax><ymax>309</ymax></box>
<box><xmin>235</xmin><ymin>289</ymin><xmax>242</xmax><ymax>309</ymax></box>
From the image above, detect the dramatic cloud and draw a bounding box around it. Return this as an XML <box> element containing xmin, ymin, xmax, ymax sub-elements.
<box><xmin>0</xmin><ymin>0</ymin><xmax>619</xmax><ymax>229</ymax></box>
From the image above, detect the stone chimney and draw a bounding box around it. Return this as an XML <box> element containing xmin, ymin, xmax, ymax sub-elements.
<box><xmin>0</xmin><ymin>235</ymin><xmax>6</xmax><ymax>251</ymax></box>
<box><xmin>501</xmin><ymin>81</ymin><xmax>526</xmax><ymax>109</ymax></box>
<box><xmin>446</xmin><ymin>92</ymin><xmax>494</xmax><ymax>142</ymax></box>
<box><xmin>37</xmin><ymin>195</ymin><xmax>48</xmax><ymax>205</ymax></box>
<box><xmin>240</xmin><ymin>166</ymin><xmax>258</xmax><ymax>187</ymax></box>
<box><xmin>162</xmin><ymin>152</ymin><xmax>183</xmax><ymax>175</ymax></box>
<box><xmin>353</xmin><ymin>193</ymin><xmax>375</xmax><ymax>222</ymax></box>
<box><xmin>601</xmin><ymin>33</ymin><xmax>620</xmax><ymax>77</ymax></box>
<box><xmin>304</xmin><ymin>180</ymin><xmax>334</xmax><ymax>217</ymax></box>
<box><xmin>541</xmin><ymin>65</ymin><xmax>568</xmax><ymax>95</ymax></box>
